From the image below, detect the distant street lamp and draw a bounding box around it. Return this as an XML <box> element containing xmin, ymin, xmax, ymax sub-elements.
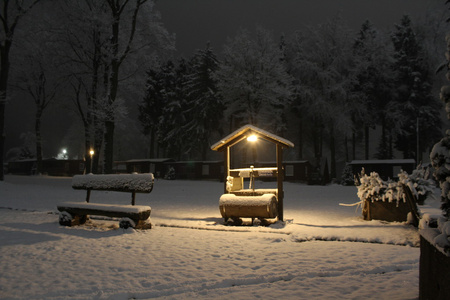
<box><xmin>89</xmin><ymin>149</ymin><xmax>94</xmax><ymax>174</ymax></box>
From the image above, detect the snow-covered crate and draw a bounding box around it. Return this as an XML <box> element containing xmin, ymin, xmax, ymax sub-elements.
<box><xmin>219</xmin><ymin>193</ymin><xmax>278</xmax><ymax>220</ymax></box>
<box><xmin>419</xmin><ymin>222</ymin><xmax>450</xmax><ymax>299</ymax></box>
<box><xmin>72</xmin><ymin>173</ymin><xmax>154</xmax><ymax>205</ymax></box>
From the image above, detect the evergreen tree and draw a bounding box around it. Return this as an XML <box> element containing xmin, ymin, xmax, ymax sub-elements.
<box><xmin>157</xmin><ymin>58</ymin><xmax>191</xmax><ymax>160</ymax></box>
<box><xmin>391</xmin><ymin>15</ymin><xmax>441</xmax><ymax>160</ymax></box>
<box><xmin>285</xmin><ymin>18</ymin><xmax>354</xmax><ymax>178</ymax></box>
<box><xmin>183</xmin><ymin>44</ymin><xmax>223</xmax><ymax>160</ymax></box>
<box><xmin>138</xmin><ymin>62</ymin><xmax>166</xmax><ymax>158</ymax></box>
<box><xmin>352</xmin><ymin>20</ymin><xmax>396</xmax><ymax>160</ymax></box>
<box><xmin>216</xmin><ymin>27</ymin><xmax>293</xmax><ymax>133</ymax></box>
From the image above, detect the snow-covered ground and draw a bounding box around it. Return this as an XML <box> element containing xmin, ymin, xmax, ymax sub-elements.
<box><xmin>0</xmin><ymin>175</ymin><xmax>442</xmax><ymax>299</ymax></box>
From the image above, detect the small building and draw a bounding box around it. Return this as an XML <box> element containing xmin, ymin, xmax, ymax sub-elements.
<box><xmin>255</xmin><ymin>160</ymin><xmax>311</xmax><ymax>182</ymax></box>
<box><xmin>117</xmin><ymin>158</ymin><xmax>175</xmax><ymax>178</ymax></box>
<box><xmin>7</xmin><ymin>158</ymin><xmax>85</xmax><ymax>176</ymax></box>
<box><xmin>164</xmin><ymin>161</ymin><xmax>223</xmax><ymax>180</ymax></box>
<box><xmin>348</xmin><ymin>159</ymin><xmax>416</xmax><ymax>180</ymax></box>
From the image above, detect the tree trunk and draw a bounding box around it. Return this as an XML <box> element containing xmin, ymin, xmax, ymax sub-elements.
<box><xmin>35</xmin><ymin>106</ymin><xmax>43</xmax><ymax>174</ymax></box>
<box><xmin>297</xmin><ymin>112</ymin><xmax>303</xmax><ymax>160</ymax></box>
<box><xmin>0</xmin><ymin>40</ymin><xmax>11</xmax><ymax>181</ymax></box>
<box><xmin>352</xmin><ymin>131</ymin><xmax>356</xmax><ymax>161</ymax></box>
<box><xmin>329</xmin><ymin>123</ymin><xmax>336</xmax><ymax>179</ymax></box>
<box><xmin>344</xmin><ymin>135</ymin><xmax>349</xmax><ymax>162</ymax></box>
<box><xmin>313</xmin><ymin>117</ymin><xmax>321</xmax><ymax>159</ymax></box>
<box><xmin>149</xmin><ymin>129</ymin><xmax>155</xmax><ymax>158</ymax></box>
<box><xmin>103</xmin><ymin>120</ymin><xmax>115</xmax><ymax>174</ymax></box>
<box><xmin>364</xmin><ymin>125</ymin><xmax>369</xmax><ymax>160</ymax></box>
<box><xmin>103</xmin><ymin>9</ymin><xmax>120</xmax><ymax>174</ymax></box>
<box><xmin>0</xmin><ymin>99</ymin><xmax>5</xmax><ymax>180</ymax></box>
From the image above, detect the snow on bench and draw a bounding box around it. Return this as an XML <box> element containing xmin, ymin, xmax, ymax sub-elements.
<box><xmin>72</xmin><ymin>173</ymin><xmax>154</xmax><ymax>205</ymax></box>
<box><xmin>219</xmin><ymin>193</ymin><xmax>278</xmax><ymax>222</ymax></box>
<box><xmin>57</xmin><ymin>173</ymin><xmax>154</xmax><ymax>229</ymax></box>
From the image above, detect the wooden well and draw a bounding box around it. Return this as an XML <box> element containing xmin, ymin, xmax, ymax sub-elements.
<box><xmin>211</xmin><ymin>124</ymin><xmax>294</xmax><ymax>221</ymax></box>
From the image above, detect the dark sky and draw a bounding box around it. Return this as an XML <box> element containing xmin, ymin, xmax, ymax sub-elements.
<box><xmin>155</xmin><ymin>0</ymin><xmax>444</xmax><ymax>57</ymax></box>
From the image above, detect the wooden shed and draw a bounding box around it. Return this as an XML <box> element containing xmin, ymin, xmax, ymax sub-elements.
<box><xmin>117</xmin><ymin>158</ymin><xmax>174</xmax><ymax>178</ymax></box>
<box><xmin>211</xmin><ymin>124</ymin><xmax>294</xmax><ymax>222</ymax></box>
<box><xmin>165</xmin><ymin>160</ymin><xmax>223</xmax><ymax>180</ymax></box>
<box><xmin>349</xmin><ymin>159</ymin><xmax>416</xmax><ymax>180</ymax></box>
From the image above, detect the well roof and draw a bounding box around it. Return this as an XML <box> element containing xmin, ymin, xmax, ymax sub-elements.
<box><xmin>211</xmin><ymin>124</ymin><xmax>294</xmax><ymax>151</ymax></box>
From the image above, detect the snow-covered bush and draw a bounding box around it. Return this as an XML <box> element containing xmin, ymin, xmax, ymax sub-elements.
<box><xmin>356</xmin><ymin>169</ymin><xmax>403</xmax><ymax>205</ymax></box>
<box><xmin>398</xmin><ymin>165</ymin><xmax>435</xmax><ymax>205</ymax></box>
<box><xmin>164</xmin><ymin>166</ymin><xmax>176</xmax><ymax>180</ymax></box>
<box><xmin>429</xmin><ymin>30</ymin><xmax>450</xmax><ymax>218</ymax></box>
<box><xmin>356</xmin><ymin>167</ymin><xmax>433</xmax><ymax>206</ymax></box>
<box><xmin>340</xmin><ymin>164</ymin><xmax>355</xmax><ymax>186</ymax></box>
<box><xmin>430</xmin><ymin>131</ymin><xmax>450</xmax><ymax>217</ymax></box>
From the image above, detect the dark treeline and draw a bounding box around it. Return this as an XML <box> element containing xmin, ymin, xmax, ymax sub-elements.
<box><xmin>139</xmin><ymin>17</ymin><xmax>445</xmax><ymax>178</ymax></box>
<box><xmin>1</xmin><ymin>0</ymin><xmax>447</xmax><ymax>180</ymax></box>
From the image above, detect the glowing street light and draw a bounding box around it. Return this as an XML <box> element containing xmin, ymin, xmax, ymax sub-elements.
<box><xmin>89</xmin><ymin>149</ymin><xmax>94</xmax><ymax>174</ymax></box>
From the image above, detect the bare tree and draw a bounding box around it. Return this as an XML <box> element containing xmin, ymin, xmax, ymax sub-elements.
<box><xmin>0</xmin><ymin>0</ymin><xmax>42</xmax><ymax>180</ymax></box>
<box><xmin>59</xmin><ymin>0</ymin><xmax>173</xmax><ymax>174</ymax></box>
<box><xmin>16</xmin><ymin>58</ymin><xmax>60</xmax><ymax>173</ymax></box>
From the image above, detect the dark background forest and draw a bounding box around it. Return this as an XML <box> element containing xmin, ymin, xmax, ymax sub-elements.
<box><xmin>1</xmin><ymin>0</ymin><xmax>448</xmax><ymax>180</ymax></box>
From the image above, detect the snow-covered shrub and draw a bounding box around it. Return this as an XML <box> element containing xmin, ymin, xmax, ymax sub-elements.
<box><xmin>356</xmin><ymin>169</ymin><xmax>403</xmax><ymax>205</ymax></box>
<box><xmin>398</xmin><ymin>165</ymin><xmax>435</xmax><ymax>205</ymax></box>
<box><xmin>164</xmin><ymin>166</ymin><xmax>176</xmax><ymax>180</ymax></box>
<box><xmin>340</xmin><ymin>164</ymin><xmax>355</xmax><ymax>186</ymax></box>
<box><xmin>430</xmin><ymin>131</ymin><xmax>450</xmax><ymax>217</ymax></box>
<box><xmin>356</xmin><ymin>167</ymin><xmax>434</xmax><ymax>207</ymax></box>
<box><xmin>429</xmin><ymin>29</ymin><xmax>450</xmax><ymax>218</ymax></box>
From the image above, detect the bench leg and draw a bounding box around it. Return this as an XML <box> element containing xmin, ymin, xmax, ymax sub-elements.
<box><xmin>131</xmin><ymin>191</ymin><xmax>136</xmax><ymax>206</ymax></box>
<box><xmin>59</xmin><ymin>212</ymin><xmax>87</xmax><ymax>226</ymax></box>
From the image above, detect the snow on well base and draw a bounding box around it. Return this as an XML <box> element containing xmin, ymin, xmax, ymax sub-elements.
<box><xmin>219</xmin><ymin>193</ymin><xmax>278</xmax><ymax>219</ymax></box>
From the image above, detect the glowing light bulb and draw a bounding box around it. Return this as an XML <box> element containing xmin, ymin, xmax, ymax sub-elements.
<box><xmin>247</xmin><ymin>135</ymin><xmax>257</xmax><ymax>142</ymax></box>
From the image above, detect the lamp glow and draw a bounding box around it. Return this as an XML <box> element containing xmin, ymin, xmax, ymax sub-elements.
<box><xmin>247</xmin><ymin>135</ymin><xmax>258</xmax><ymax>142</ymax></box>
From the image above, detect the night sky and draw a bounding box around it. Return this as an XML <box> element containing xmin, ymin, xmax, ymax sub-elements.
<box><xmin>154</xmin><ymin>0</ymin><xmax>443</xmax><ymax>57</ymax></box>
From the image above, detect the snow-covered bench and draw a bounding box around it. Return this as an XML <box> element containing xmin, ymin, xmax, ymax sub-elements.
<box><xmin>57</xmin><ymin>173</ymin><xmax>154</xmax><ymax>229</ymax></box>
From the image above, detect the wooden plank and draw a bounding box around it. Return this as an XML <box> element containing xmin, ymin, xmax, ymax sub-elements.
<box><xmin>57</xmin><ymin>202</ymin><xmax>151</xmax><ymax>221</ymax></box>
<box><xmin>277</xmin><ymin>144</ymin><xmax>284</xmax><ymax>221</ymax></box>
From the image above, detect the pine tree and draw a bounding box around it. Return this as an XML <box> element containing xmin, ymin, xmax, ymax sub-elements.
<box><xmin>157</xmin><ymin>58</ymin><xmax>191</xmax><ymax>160</ymax></box>
<box><xmin>216</xmin><ymin>27</ymin><xmax>293</xmax><ymax>133</ymax></box>
<box><xmin>352</xmin><ymin>20</ymin><xmax>395</xmax><ymax>160</ymax></box>
<box><xmin>183</xmin><ymin>44</ymin><xmax>223</xmax><ymax>160</ymax></box>
<box><xmin>138</xmin><ymin>63</ymin><xmax>166</xmax><ymax>158</ymax></box>
<box><xmin>285</xmin><ymin>17</ymin><xmax>354</xmax><ymax>178</ymax></box>
<box><xmin>391</xmin><ymin>15</ymin><xmax>441</xmax><ymax>160</ymax></box>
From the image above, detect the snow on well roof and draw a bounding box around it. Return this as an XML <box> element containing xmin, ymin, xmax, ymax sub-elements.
<box><xmin>211</xmin><ymin>124</ymin><xmax>294</xmax><ymax>151</ymax></box>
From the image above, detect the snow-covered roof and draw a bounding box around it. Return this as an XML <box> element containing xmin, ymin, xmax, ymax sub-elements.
<box><xmin>211</xmin><ymin>124</ymin><xmax>294</xmax><ymax>151</ymax></box>
<box><xmin>349</xmin><ymin>159</ymin><xmax>416</xmax><ymax>165</ymax></box>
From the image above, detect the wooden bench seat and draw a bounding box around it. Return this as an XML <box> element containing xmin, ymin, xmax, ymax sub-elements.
<box><xmin>57</xmin><ymin>202</ymin><xmax>151</xmax><ymax>228</ymax></box>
